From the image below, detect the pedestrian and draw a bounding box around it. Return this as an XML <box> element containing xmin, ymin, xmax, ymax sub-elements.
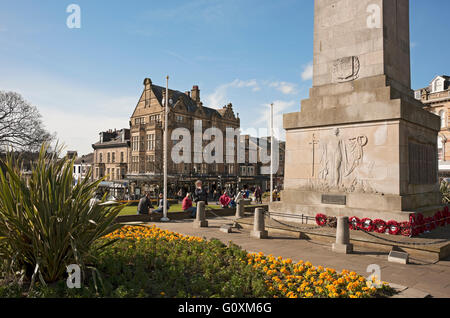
<box><xmin>182</xmin><ymin>193</ymin><xmax>197</xmax><ymax>218</ymax></box>
<box><xmin>137</xmin><ymin>192</ymin><xmax>154</xmax><ymax>215</ymax></box>
<box><xmin>254</xmin><ymin>186</ymin><xmax>262</xmax><ymax>204</ymax></box>
<box><xmin>153</xmin><ymin>193</ymin><xmax>170</xmax><ymax>214</ymax></box>
<box><xmin>193</xmin><ymin>180</ymin><xmax>208</xmax><ymax>206</ymax></box>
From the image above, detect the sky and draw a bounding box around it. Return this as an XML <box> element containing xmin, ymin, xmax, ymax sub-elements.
<box><xmin>0</xmin><ymin>0</ymin><xmax>449</xmax><ymax>155</ymax></box>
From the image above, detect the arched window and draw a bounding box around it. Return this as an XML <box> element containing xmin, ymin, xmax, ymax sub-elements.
<box><xmin>440</xmin><ymin>110</ymin><xmax>446</xmax><ymax>128</ymax></box>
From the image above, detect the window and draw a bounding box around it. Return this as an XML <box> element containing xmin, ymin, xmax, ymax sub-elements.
<box><xmin>176</xmin><ymin>115</ymin><xmax>184</xmax><ymax>123</ymax></box>
<box><xmin>120</xmin><ymin>152</ymin><xmax>124</xmax><ymax>163</ymax></box>
<box><xmin>146</xmin><ymin>155</ymin><xmax>155</xmax><ymax>172</ymax></box>
<box><xmin>438</xmin><ymin>136</ymin><xmax>444</xmax><ymax>161</ymax></box>
<box><xmin>112</xmin><ymin>152</ymin><xmax>116</xmax><ymax>163</ymax></box>
<box><xmin>440</xmin><ymin>110</ymin><xmax>446</xmax><ymax>129</ymax></box>
<box><xmin>99</xmin><ymin>153</ymin><xmax>103</xmax><ymax>163</ymax></box>
<box><xmin>135</xmin><ymin>117</ymin><xmax>146</xmax><ymax>125</ymax></box>
<box><xmin>107</xmin><ymin>153</ymin><xmax>111</xmax><ymax>163</ymax></box>
<box><xmin>147</xmin><ymin>134</ymin><xmax>155</xmax><ymax>151</ymax></box>
<box><xmin>150</xmin><ymin>114</ymin><xmax>161</xmax><ymax>123</ymax></box>
<box><xmin>132</xmin><ymin>136</ymin><xmax>139</xmax><ymax>151</ymax></box>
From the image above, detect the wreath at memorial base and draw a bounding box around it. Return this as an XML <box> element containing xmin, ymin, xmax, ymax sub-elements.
<box><xmin>400</xmin><ymin>221</ymin><xmax>412</xmax><ymax>237</ymax></box>
<box><xmin>424</xmin><ymin>217</ymin><xmax>436</xmax><ymax>232</ymax></box>
<box><xmin>360</xmin><ymin>218</ymin><xmax>374</xmax><ymax>232</ymax></box>
<box><xmin>315</xmin><ymin>214</ymin><xmax>327</xmax><ymax>227</ymax></box>
<box><xmin>349</xmin><ymin>216</ymin><xmax>360</xmax><ymax>230</ymax></box>
<box><xmin>372</xmin><ymin>219</ymin><xmax>387</xmax><ymax>234</ymax></box>
<box><xmin>434</xmin><ymin>211</ymin><xmax>446</xmax><ymax>227</ymax></box>
<box><xmin>386</xmin><ymin>220</ymin><xmax>400</xmax><ymax>236</ymax></box>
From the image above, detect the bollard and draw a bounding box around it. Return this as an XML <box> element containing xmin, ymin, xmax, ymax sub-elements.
<box><xmin>235</xmin><ymin>199</ymin><xmax>245</xmax><ymax>218</ymax></box>
<box><xmin>332</xmin><ymin>216</ymin><xmax>353</xmax><ymax>254</ymax></box>
<box><xmin>193</xmin><ymin>201</ymin><xmax>208</xmax><ymax>228</ymax></box>
<box><xmin>250</xmin><ymin>208</ymin><xmax>268</xmax><ymax>239</ymax></box>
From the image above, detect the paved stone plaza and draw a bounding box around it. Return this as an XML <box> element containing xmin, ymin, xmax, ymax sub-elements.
<box><xmin>134</xmin><ymin>217</ymin><xmax>450</xmax><ymax>298</ymax></box>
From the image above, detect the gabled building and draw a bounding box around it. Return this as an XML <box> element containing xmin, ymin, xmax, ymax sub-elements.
<box><xmin>127</xmin><ymin>78</ymin><xmax>241</xmax><ymax>196</ymax></box>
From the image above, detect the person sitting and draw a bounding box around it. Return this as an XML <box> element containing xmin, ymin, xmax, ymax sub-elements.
<box><xmin>219</xmin><ymin>191</ymin><xmax>231</xmax><ymax>208</ymax></box>
<box><xmin>137</xmin><ymin>192</ymin><xmax>154</xmax><ymax>215</ymax></box>
<box><xmin>182</xmin><ymin>193</ymin><xmax>197</xmax><ymax>218</ymax></box>
<box><xmin>153</xmin><ymin>193</ymin><xmax>170</xmax><ymax>214</ymax></box>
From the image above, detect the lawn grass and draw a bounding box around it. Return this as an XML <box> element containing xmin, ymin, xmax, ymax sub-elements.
<box><xmin>119</xmin><ymin>203</ymin><xmax>222</xmax><ymax>216</ymax></box>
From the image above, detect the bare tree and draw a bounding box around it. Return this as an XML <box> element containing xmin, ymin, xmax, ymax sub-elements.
<box><xmin>0</xmin><ymin>91</ymin><xmax>53</xmax><ymax>152</ymax></box>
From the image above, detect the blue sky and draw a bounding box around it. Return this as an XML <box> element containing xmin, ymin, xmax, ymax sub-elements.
<box><xmin>0</xmin><ymin>0</ymin><xmax>449</xmax><ymax>154</ymax></box>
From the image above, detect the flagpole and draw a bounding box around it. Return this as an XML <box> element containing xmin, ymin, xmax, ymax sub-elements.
<box><xmin>270</xmin><ymin>103</ymin><xmax>274</xmax><ymax>203</ymax></box>
<box><xmin>161</xmin><ymin>75</ymin><xmax>170</xmax><ymax>222</ymax></box>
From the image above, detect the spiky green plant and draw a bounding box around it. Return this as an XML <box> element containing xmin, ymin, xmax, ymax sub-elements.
<box><xmin>0</xmin><ymin>144</ymin><xmax>124</xmax><ymax>283</ymax></box>
<box><xmin>441</xmin><ymin>181</ymin><xmax>450</xmax><ymax>204</ymax></box>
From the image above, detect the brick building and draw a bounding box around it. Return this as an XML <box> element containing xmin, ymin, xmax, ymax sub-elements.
<box><xmin>415</xmin><ymin>75</ymin><xmax>450</xmax><ymax>177</ymax></box>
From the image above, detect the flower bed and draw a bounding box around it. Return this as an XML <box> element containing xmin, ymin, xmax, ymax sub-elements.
<box><xmin>246</xmin><ymin>252</ymin><xmax>391</xmax><ymax>298</ymax></box>
<box><xmin>1</xmin><ymin>225</ymin><xmax>394</xmax><ymax>298</ymax></box>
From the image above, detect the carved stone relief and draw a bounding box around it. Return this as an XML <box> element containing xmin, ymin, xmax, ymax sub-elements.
<box><xmin>332</xmin><ymin>56</ymin><xmax>360</xmax><ymax>83</ymax></box>
<box><xmin>307</xmin><ymin>128</ymin><xmax>375</xmax><ymax>194</ymax></box>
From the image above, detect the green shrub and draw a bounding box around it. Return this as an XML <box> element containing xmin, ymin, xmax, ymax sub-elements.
<box><xmin>0</xmin><ymin>144</ymin><xmax>124</xmax><ymax>284</ymax></box>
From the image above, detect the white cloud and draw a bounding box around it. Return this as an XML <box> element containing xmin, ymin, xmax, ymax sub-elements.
<box><xmin>205</xmin><ymin>79</ymin><xmax>299</xmax><ymax>109</ymax></box>
<box><xmin>204</xmin><ymin>79</ymin><xmax>261</xmax><ymax>108</ymax></box>
<box><xmin>301</xmin><ymin>62</ymin><xmax>313</xmax><ymax>81</ymax></box>
<box><xmin>253</xmin><ymin>100</ymin><xmax>297</xmax><ymax>140</ymax></box>
<box><xmin>269</xmin><ymin>81</ymin><xmax>298</xmax><ymax>95</ymax></box>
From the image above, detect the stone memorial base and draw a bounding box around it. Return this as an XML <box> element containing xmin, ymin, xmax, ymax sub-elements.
<box><xmin>272</xmin><ymin>75</ymin><xmax>442</xmax><ymax>223</ymax></box>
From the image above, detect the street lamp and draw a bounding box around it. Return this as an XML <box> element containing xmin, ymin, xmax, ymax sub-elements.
<box><xmin>161</xmin><ymin>75</ymin><xmax>170</xmax><ymax>222</ymax></box>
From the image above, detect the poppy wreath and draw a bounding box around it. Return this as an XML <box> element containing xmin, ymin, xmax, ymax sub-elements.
<box><xmin>386</xmin><ymin>220</ymin><xmax>400</xmax><ymax>235</ymax></box>
<box><xmin>424</xmin><ymin>217</ymin><xmax>436</xmax><ymax>232</ymax></box>
<box><xmin>434</xmin><ymin>211</ymin><xmax>446</xmax><ymax>227</ymax></box>
<box><xmin>412</xmin><ymin>213</ymin><xmax>425</xmax><ymax>235</ymax></box>
<box><xmin>360</xmin><ymin>218</ymin><xmax>374</xmax><ymax>232</ymax></box>
<box><xmin>315</xmin><ymin>214</ymin><xmax>327</xmax><ymax>227</ymax></box>
<box><xmin>400</xmin><ymin>221</ymin><xmax>412</xmax><ymax>237</ymax></box>
<box><xmin>349</xmin><ymin>216</ymin><xmax>361</xmax><ymax>230</ymax></box>
<box><xmin>372</xmin><ymin>219</ymin><xmax>387</xmax><ymax>234</ymax></box>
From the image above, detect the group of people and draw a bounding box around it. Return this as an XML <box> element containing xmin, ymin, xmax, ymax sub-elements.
<box><xmin>137</xmin><ymin>180</ymin><xmax>208</xmax><ymax>218</ymax></box>
<box><xmin>137</xmin><ymin>182</ymin><xmax>267</xmax><ymax>217</ymax></box>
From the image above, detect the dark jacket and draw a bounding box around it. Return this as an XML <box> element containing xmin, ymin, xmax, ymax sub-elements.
<box><xmin>137</xmin><ymin>196</ymin><xmax>154</xmax><ymax>214</ymax></box>
<box><xmin>193</xmin><ymin>187</ymin><xmax>208</xmax><ymax>205</ymax></box>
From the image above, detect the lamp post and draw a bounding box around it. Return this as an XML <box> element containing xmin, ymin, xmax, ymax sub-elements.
<box><xmin>270</xmin><ymin>103</ymin><xmax>274</xmax><ymax>203</ymax></box>
<box><xmin>161</xmin><ymin>75</ymin><xmax>170</xmax><ymax>222</ymax></box>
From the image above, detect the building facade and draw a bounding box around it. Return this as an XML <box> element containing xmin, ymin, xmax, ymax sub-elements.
<box><xmin>126</xmin><ymin>78</ymin><xmax>241</xmax><ymax>196</ymax></box>
<box><xmin>415</xmin><ymin>75</ymin><xmax>450</xmax><ymax>177</ymax></box>
<box><xmin>92</xmin><ymin>129</ymin><xmax>131</xmax><ymax>198</ymax></box>
<box><xmin>73</xmin><ymin>153</ymin><xmax>94</xmax><ymax>184</ymax></box>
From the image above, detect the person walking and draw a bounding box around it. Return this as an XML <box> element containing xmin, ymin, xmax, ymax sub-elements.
<box><xmin>254</xmin><ymin>186</ymin><xmax>262</xmax><ymax>204</ymax></box>
<box><xmin>137</xmin><ymin>192</ymin><xmax>154</xmax><ymax>215</ymax></box>
<box><xmin>193</xmin><ymin>180</ymin><xmax>208</xmax><ymax>206</ymax></box>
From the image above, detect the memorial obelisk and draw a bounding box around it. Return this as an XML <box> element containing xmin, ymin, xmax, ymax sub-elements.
<box><xmin>271</xmin><ymin>0</ymin><xmax>442</xmax><ymax>222</ymax></box>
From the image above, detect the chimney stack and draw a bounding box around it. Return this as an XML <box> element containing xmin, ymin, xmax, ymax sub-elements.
<box><xmin>191</xmin><ymin>85</ymin><xmax>200</xmax><ymax>103</ymax></box>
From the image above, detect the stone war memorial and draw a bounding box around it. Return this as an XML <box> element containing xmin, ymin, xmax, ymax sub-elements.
<box><xmin>271</xmin><ymin>0</ymin><xmax>443</xmax><ymax>224</ymax></box>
